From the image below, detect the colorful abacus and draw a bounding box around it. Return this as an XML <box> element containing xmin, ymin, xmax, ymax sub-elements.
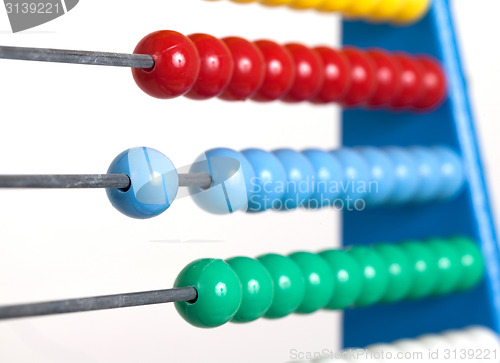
<box><xmin>207</xmin><ymin>0</ymin><xmax>432</xmax><ymax>24</ymax></box>
<box><xmin>0</xmin><ymin>0</ymin><xmax>499</xmax><ymax>359</ymax></box>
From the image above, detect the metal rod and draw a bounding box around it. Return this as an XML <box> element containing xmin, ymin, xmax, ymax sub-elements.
<box><xmin>0</xmin><ymin>46</ymin><xmax>155</xmax><ymax>68</ymax></box>
<box><xmin>0</xmin><ymin>287</ymin><xmax>197</xmax><ymax>320</ymax></box>
<box><xmin>0</xmin><ymin>173</ymin><xmax>212</xmax><ymax>189</ymax></box>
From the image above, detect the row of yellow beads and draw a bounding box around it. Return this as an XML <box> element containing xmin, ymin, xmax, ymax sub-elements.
<box><xmin>206</xmin><ymin>0</ymin><xmax>431</xmax><ymax>24</ymax></box>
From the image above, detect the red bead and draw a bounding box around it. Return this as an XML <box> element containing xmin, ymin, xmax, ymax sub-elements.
<box><xmin>312</xmin><ymin>46</ymin><xmax>351</xmax><ymax>104</ymax></box>
<box><xmin>366</xmin><ymin>49</ymin><xmax>402</xmax><ymax>107</ymax></box>
<box><xmin>132</xmin><ymin>30</ymin><xmax>201</xmax><ymax>99</ymax></box>
<box><xmin>252</xmin><ymin>40</ymin><xmax>295</xmax><ymax>102</ymax></box>
<box><xmin>341</xmin><ymin>48</ymin><xmax>377</xmax><ymax>106</ymax></box>
<box><xmin>219</xmin><ymin>37</ymin><xmax>265</xmax><ymax>101</ymax></box>
<box><xmin>283</xmin><ymin>43</ymin><xmax>324</xmax><ymax>102</ymax></box>
<box><xmin>413</xmin><ymin>57</ymin><xmax>447</xmax><ymax>110</ymax></box>
<box><xmin>185</xmin><ymin>34</ymin><xmax>234</xmax><ymax>100</ymax></box>
<box><xmin>390</xmin><ymin>54</ymin><xmax>425</xmax><ymax>108</ymax></box>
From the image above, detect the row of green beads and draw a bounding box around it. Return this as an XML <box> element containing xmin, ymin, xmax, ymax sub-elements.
<box><xmin>173</xmin><ymin>236</ymin><xmax>483</xmax><ymax>328</ymax></box>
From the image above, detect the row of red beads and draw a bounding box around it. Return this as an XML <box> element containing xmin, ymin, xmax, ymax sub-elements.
<box><xmin>132</xmin><ymin>30</ymin><xmax>446</xmax><ymax>111</ymax></box>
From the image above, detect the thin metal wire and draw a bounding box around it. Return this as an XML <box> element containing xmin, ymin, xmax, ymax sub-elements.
<box><xmin>0</xmin><ymin>173</ymin><xmax>212</xmax><ymax>189</ymax></box>
<box><xmin>0</xmin><ymin>46</ymin><xmax>155</xmax><ymax>68</ymax></box>
<box><xmin>0</xmin><ymin>287</ymin><xmax>197</xmax><ymax>320</ymax></box>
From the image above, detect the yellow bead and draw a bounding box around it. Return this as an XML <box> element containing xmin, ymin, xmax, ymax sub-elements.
<box><xmin>343</xmin><ymin>0</ymin><xmax>381</xmax><ymax>18</ymax></box>
<box><xmin>231</xmin><ymin>0</ymin><xmax>257</xmax><ymax>3</ymax></box>
<box><xmin>260</xmin><ymin>0</ymin><xmax>293</xmax><ymax>6</ymax></box>
<box><xmin>290</xmin><ymin>0</ymin><xmax>325</xmax><ymax>9</ymax></box>
<box><xmin>370</xmin><ymin>0</ymin><xmax>406</xmax><ymax>20</ymax></box>
<box><xmin>317</xmin><ymin>0</ymin><xmax>352</xmax><ymax>12</ymax></box>
<box><xmin>393</xmin><ymin>0</ymin><xmax>431</xmax><ymax>24</ymax></box>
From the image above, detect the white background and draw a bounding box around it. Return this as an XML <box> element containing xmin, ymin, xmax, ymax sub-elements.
<box><xmin>0</xmin><ymin>1</ymin><xmax>498</xmax><ymax>362</ymax></box>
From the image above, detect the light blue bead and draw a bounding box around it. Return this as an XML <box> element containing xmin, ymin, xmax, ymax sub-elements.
<box><xmin>189</xmin><ymin>148</ymin><xmax>255</xmax><ymax>214</ymax></box>
<box><xmin>272</xmin><ymin>149</ymin><xmax>314</xmax><ymax>210</ymax></box>
<box><xmin>357</xmin><ymin>147</ymin><xmax>395</xmax><ymax>206</ymax></box>
<box><xmin>409</xmin><ymin>147</ymin><xmax>442</xmax><ymax>202</ymax></box>
<box><xmin>432</xmin><ymin>146</ymin><xmax>465</xmax><ymax>199</ymax></box>
<box><xmin>302</xmin><ymin>149</ymin><xmax>344</xmax><ymax>208</ymax></box>
<box><xmin>106</xmin><ymin>147</ymin><xmax>178</xmax><ymax>219</ymax></box>
<box><xmin>384</xmin><ymin>147</ymin><xmax>420</xmax><ymax>204</ymax></box>
<box><xmin>241</xmin><ymin>148</ymin><xmax>287</xmax><ymax>213</ymax></box>
<box><xmin>331</xmin><ymin>148</ymin><xmax>370</xmax><ymax>203</ymax></box>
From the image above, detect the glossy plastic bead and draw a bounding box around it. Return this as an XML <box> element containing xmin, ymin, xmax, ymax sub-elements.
<box><xmin>288</xmin><ymin>252</ymin><xmax>335</xmax><ymax>314</ymax></box>
<box><xmin>393</xmin><ymin>0</ymin><xmax>431</xmax><ymax>24</ymax></box>
<box><xmin>283</xmin><ymin>43</ymin><xmax>324</xmax><ymax>102</ymax></box>
<box><xmin>374</xmin><ymin>243</ymin><xmax>413</xmax><ymax>303</ymax></box>
<box><xmin>252</xmin><ymin>40</ymin><xmax>295</xmax><ymax>101</ymax></box>
<box><xmin>331</xmin><ymin>148</ymin><xmax>370</xmax><ymax>202</ymax></box>
<box><xmin>174</xmin><ymin>258</ymin><xmax>242</xmax><ymax>328</ymax></box>
<box><xmin>272</xmin><ymin>149</ymin><xmax>314</xmax><ymax>210</ymax></box>
<box><xmin>319</xmin><ymin>249</ymin><xmax>363</xmax><ymax>309</ymax></box>
<box><xmin>432</xmin><ymin>146</ymin><xmax>465</xmax><ymax>199</ymax></box>
<box><xmin>370</xmin><ymin>0</ymin><xmax>405</xmax><ymax>20</ymax></box>
<box><xmin>399</xmin><ymin>240</ymin><xmax>438</xmax><ymax>299</ymax></box>
<box><xmin>390</xmin><ymin>54</ymin><xmax>424</xmax><ymax>108</ymax></box>
<box><xmin>288</xmin><ymin>0</ymin><xmax>324</xmax><ymax>10</ymax></box>
<box><xmin>257</xmin><ymin>253</ymin><xmax>305</xmax><ymax>318</ymax></box>
<box><xmin>348</xmin><ymin>246</ymin><xmax>389</xmax><ymax>307</ymax></box>
<box><xmin>366</xmin><ymin>49</ymin><xmax>402</xmax><ymax>107</ymax></box>
<box><xmin>226</xmin><ymin>256</ymin><xmax>274</xmax><ymax>323</ymax></box>
<box><xmin>302</xmin><ymin>149</ymin><xmax>344</xmax><ymax>208</ymax></box>
<box><xmin>132</xmin><ymin>30</ymin><xmax>200</xmax><ymax>99</ymax></box>
<box><xmin>190</xmin><ymin>148</ymin><xmax>255</xmax><ymax>214</ymax></box>
<box><xmin>341</xmin><ymin>48</ymin><xmax>377</xmax><ymax>106</ymax></box>
<box><xmin>317</xmin><ymin>0</ymin><xmax>351</xmax><ymax>12</ymax></box>
<box><xmin>413</xmin><ymin>57</ymin><xmax>447</xmax><ymax>110</ymax></box>
<box><xmin>344</xmin><ymin>0</ymin><xmax>380</xmax><ymax>18</ymax></box>
<box><xmin>185</xmin><ymin>33</ymin><xmax>234</xmax><ymax>100</ymax></box>
<box><xmin>449</xmin><ymin>236</ymin><xmax>484</xmax><ymax>291</ymax></box>
<box><xmin>219</xmin><ymin>37</ymin><xmax>265</xmax><ymax>101</ymax></box>
<box><xmin>426</xmin><ymin>238</ymin><xmax>461</xmax><ymax>296</ymax></box>
<box><xmin>242</xmin><ymin>148</ymin><xmax>287</xmax><ymax>212</ymax></box>
<box><xmin>357</xmin><ymin>147</ymin><xmax>395</xmax><ymax>206</ymax></box>
<box><xmin>260</xmin><ymin>0</ymin><xmax>293</xmax><ymax>6</ymax></box>
<box><xmin>384</xmin><ymin>147</ymin><xmax>420</xmax><ymax>204</ymax></box>
<box><xmin>312</xmin><ymin>47</ymin><xmax>351</xmax><ymax>104</ymax></box>
<box><xmin>409</xmin><ymin>147</ymin><xmax>442</xmax><ymax>202</ymax></box>
<box><xmin>106</xmin><ymin>147</ymin><xmax>178</xmax><ymax>219</ymax></box>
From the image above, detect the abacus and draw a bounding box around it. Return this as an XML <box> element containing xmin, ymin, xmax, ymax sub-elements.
<box><xmin>0</xmin><ymin>0</ymin><xmax>499</xmax><ymax>361</ymax></box>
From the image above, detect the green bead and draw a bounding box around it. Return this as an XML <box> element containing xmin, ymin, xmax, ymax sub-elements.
<box><xmin>399</xmin><ymin>241</ymin><xmax>438</xmax><ymax>299</ymax></box>
<box><xmin>318</xmin><ymin>249</ymin><xmax>363</xmax><ymax>309</ymax></box>
<box><xmin>174</xmin><ymin>258</ymin><xmax>242</xmax><ymax>328</ymax></box>
<box><xmin>226</xmin><ymin>256</ymin><xmax>274</xmax><ymax>323</ymax></box>
<box><xmin>257</xmin><ymin>253</ymin><xmax>305</xmax><ymax>319</ymax></box>
<box><xmin>347</xmin><ymin>246</ymin><xmax>389</xmax><ymax>307</ymax></box>
<box><xmin>426</xmin><ymin>238</ymin><xmax>462</xmax><ymax>296</ymax></box>
<box><xmin>449</xmin><ymin>236</ymin><xmax>484</xmax><ymax>291</ymax></box>
<box><xmin>288</xmin><ymin>251</ymin><xmax>335</xmax><ymax>314</ymax></box>
<box><xmin>373</xmin><ymin>243</ymin><xmax>414</xmax><ymax>303</ymax></box>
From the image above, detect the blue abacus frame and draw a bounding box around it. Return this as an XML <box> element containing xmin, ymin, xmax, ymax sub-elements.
<box><xmin>342</xmin><ymin>0</ymin><xmax>500</xmax><ymax>347</ymax></box>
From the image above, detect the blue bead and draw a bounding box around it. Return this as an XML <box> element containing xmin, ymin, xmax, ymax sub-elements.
<box><xmin>189</xmin><ymin>148</ymin><xmax>255</xmax><ymax>214</ymax></box>
<box><xmin>331</xmin><ymin>148</ymin><xmax>370</xmax><ymax>203</ymax></box>
<box><xmin>357</xmin><ymin>147</ymin><xmax>395</xmax><ymax>206</ymax></box>
<box><xmin>384</xmin><ymin>147</ymin><xmax>420</xmax><ymax>204</ymax></box>
<box><xmin>432</xmin><ymin>146</ymin><xmax>465</xmax><ymax>199</ymax></box>
<box><xmin>409</xmin><ymin>147</ymin><xmax>442</xmax><ymax>202</ymax></box>
<box><xmin>272</xmin><ymin>149</ymin><xmax>314</xmax><ymax>210</ymax></box>
<box><xmin>302</xmin><ymin>149</ymin><xmax>344</xmax><ymax>208</ymax></box>
<box><xmin>241</xmin><ymin>148</ymin><xmax>287</xmax><ymax>212</ymax></box>
<box><xmin>106</xmin><ymin>147</ymin><xmax>178</xmax><ymax>219</ymax></box>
